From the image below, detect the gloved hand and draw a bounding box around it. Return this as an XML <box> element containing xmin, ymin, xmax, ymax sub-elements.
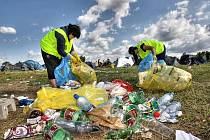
<box><xmin>74</xmin><ymin>53</ymin><xmax>81</xmax><ymax>63</ymax></box>
<box><xmin>153</xmin><ymin>56</ymin><xmax>157</xmax><ymax>63</ymax></box>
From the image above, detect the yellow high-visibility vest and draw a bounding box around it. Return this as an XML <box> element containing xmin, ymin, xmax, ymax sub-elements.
<box><xmin>40</xmin><ymin>28</ymin><xmax>73</xmax><ymax>59</ymax></box>
<box><xmin>135</xmin><ymin>39</ymin><xmax>164</xmax><ymax>59</ymax></box>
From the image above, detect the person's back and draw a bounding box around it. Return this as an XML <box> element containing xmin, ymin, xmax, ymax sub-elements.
<box><xmin>128</xmin><ymin>39</ymin><xmax>166</xmax><ymax>65</ymax></box>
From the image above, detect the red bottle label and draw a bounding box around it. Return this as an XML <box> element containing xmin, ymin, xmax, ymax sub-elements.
<box><xmin>44</xmin><ymin>124</ymin><xmax>60</xmax><ymax>140</ymax></box>
<box><xmin>64</xmin><ymin>108</ymin><xmax>76</xmax><ymax>120</ymax></box>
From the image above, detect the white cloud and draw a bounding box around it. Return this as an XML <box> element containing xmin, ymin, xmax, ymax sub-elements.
<box><xmin>42</xmin><ymin>26</ymin><xmax>53</xmax><ymax>33</ymax></box>
<box><xmin>75</xmin><ymin>40</ymin><xmax>131</xmax><ymax>61</ymax></box>
<box><xmin>78</xmin><ymin>0</ymin><xmax>136</xmax><ymax>28</ymax></box>
<box><xmin>78</xmin><ymin>5</ymin><xmax>103</xmax><ymax>27</ymax></box>
<box><xmin>194</xmin><ymin>1</ymin><xmax>210</xmax><ymax>21</ymax></box>
<box><xmin>76</xmin><ymin>0</ymin><xmax>137</xmax><ymax>60</ymax></box>
<box><xmin>0</xmin><ymin>26</ymin><xmax>16</xmax><ymax>34</ymax></box>
<box><xmin>132</xmin><ymin>0</ymin><xmax>210</xmax><ymax>55</ymax></box>
<box><xmin>27</xmin><ymin>50</ymin><xmax>43</xmax><ymax>63</ymax></box>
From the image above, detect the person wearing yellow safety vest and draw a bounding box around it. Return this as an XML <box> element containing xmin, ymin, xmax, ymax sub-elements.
<box><xmin>128</xmin><ymin>39</ymin><xmax>166</xmax><ymax>65</ymax></box>
<box><xmin>40</xmin><ymin>24</ymin><xmax>81</xmax><ymax>88</ymax></box>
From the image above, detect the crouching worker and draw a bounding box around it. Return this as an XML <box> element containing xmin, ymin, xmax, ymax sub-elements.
<box><xmin>40</xmin><ymin>24</ymin><xmax>81</xmax><ymax>87</ymax></box>
<box><xmin>128</xmin><ymin>39</ymin><xmax>166</xmax><ymax>65</ymax></box>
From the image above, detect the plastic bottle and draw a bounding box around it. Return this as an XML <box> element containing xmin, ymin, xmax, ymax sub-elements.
<box><xmin>141</xmin><ymin>119</ymin><xmax>174</xmax><ymax>139</ymax></box>
<box><xmin>44</xmin><ymin>121</ymin><xmax>73</xmax><ymax>140</ymax></box>
<box><xmin>55</xmin><ymin>117</ymin><xmax>101</xmax><ymax>133</ymax></box>
<box><xmin>122</xmin><ymin>91</ymin><xmax>145</xmax><ymax>105</ymax></box>
<box><xmin>60</xmin><ymin>108</ymin><xmax>77</xmax><ymax>120</ymax></box>
<box><xmin>60</xmin><ymin>108</ymin><xmax>89</xmax><ymax>122</ymax></box>
<box><xmin>164</xmin><ymin>101</ymin><xmax>181</xmax><ymax>114</ymax></box>
<box><xmin>157</xmin><ymin>93</ymin><xmax>174</xmax><ymax>106</ymax></box>
<box><xmin>73</xmin><ymin>94</ymin><xmax>94</xmax><ymax>112</ymax></box>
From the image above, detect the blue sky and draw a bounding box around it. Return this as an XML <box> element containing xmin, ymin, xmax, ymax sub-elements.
<box><xmin>0</xmin><ymin>0</ymin><xmax>210</xmax><ymax>64</ymax></box>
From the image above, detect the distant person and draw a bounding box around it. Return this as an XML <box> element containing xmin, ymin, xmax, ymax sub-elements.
<box><xmin>40</xmin><ymin>24</ymin><xmax>81</xmax><ymax>87</ymax></box>
<box><xmin>128</xmin><ymin>39</ymin><xmax>166</xmax><ymax>65</ymax></box>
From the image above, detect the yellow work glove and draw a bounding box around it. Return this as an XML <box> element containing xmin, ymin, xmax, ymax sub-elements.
<box><xmin>73</xmin><ymin>53</ymin><xmax>81</xmax><ymax>63</ymax></box>
<box><xmin>153</xmin><ymin>56</ymin><xmax>157</xmax><ymax>64</ymax></box>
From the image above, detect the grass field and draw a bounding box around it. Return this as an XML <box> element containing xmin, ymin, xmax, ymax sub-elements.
<box><xmin>0</xmin><ymin>64</ymin><xmax>209</xmax><ymax>140</ymax></box>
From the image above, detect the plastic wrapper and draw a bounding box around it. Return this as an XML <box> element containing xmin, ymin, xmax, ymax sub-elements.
<box><xmin>159</xmin><ymin>101</ymin><xmax>182</xmax><ymax>123</ymax></box>
<box><xmin>137</xmin><ymin>65</ymin><xmax>192</xmax><ymax>91</ymax></box>
<box><xmin>54</xmin><ymin>57</ymin><xmax>77</xmax><ymax>86</ymax></box>
<box><xmin>71</xmin><ymin>62</ymin><xmax>97</xmax><ymax>85</ymax></box>
<box><xmin>55</xmin><ymin>117</ymin><xmax>101</xmax><ymax>133</ymax></box>
<box><xmin>87</xmin><ymin>105</ymin><xmax>126</xmax><ymax>129</ymax></box>
<box><xmin>4</xmin><ymin>123</ymin><xmax>44</xmax><ymax>140</ymax></box>
<box><xmin>32</xmin><ymin>85</ymin><xmax>108</xmax><ymax>112</ymax></box>
<box><xmin>138</xmin><ymin>53</ymin><xmax>154</xmax><ymax>72</ymax></box>
<box><xmin>110</xmin><ymin>85</ymin><xmax>128</xmax><ymax>97</ymax></box>
<box><xmin>112</xmin><ymin>79</ymin><xmax>134</xmax><ymax>92</ymax></box>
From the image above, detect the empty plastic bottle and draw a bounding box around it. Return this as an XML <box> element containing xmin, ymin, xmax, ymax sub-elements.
<box><xmin>157</xmin><ymin>93</ymin><xmax>174</xmax><ymax>106</ymax></box>
<box><xmin>43</xmin><ymin>121</ymin><xmax>73</xmax><ymax>140</ymax></box>
<box><xmin>73</xmin><ymin>94</ymin><xmax>94</xmax><ymax>112</ymax></box>
<box><xmin>162</xmin><ymin>101</ymin><xmax>181</xmax><ymax>118</ymax></box>
<box><xmin>55</xmin><ymin>117</ymin><xmax>101</xmax><ymax>133</ymax></box>
<box><xmin>122</xmin><ymin>91</ymin><xmax>145</xmax><ymax>105</ymax></box>
<box><xmin>141</xmin><ymin>118</ymin><xmax>174</xmax><ymax>139</ymax></box>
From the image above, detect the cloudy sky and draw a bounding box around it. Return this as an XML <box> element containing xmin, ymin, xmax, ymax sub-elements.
<box><xmin>0</xmin><ymin>0</ymin><xmax>210</xmax><ymax>64</ymax></box>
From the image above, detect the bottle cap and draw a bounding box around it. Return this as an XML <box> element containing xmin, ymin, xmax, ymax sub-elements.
<box><xmin>73</xmin><ymin>94</ymin><xmax>79</xmax><ymax>99</ymax></box>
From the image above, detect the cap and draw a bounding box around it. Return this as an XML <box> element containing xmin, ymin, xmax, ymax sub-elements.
<box><xmin>73</xmin><ymin>94</ymin><xmax>79</xmax><ymax>99</ymax></box>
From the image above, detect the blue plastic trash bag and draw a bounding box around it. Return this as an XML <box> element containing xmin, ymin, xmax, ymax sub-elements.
<box><xmin>54</xmin><ymin>57</ymin><xmax>77</xmax><ymax>86</ymax></box>
<box><xmin>157</xmin><ymin>60</ymin><xmax>166</xmax><ymax>65</ymax></box>
<box><xmin>138</xmin><ymin>53</ymin><xmax>153</xmax><ymax>72</ymax></box>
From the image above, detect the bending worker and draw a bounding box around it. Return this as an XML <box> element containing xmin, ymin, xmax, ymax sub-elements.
<box><xmin>128</xmin><ymin>39</ymin><xmax>166</xmax><ymax>65</ymax></box>
<box><xmin>40</xmin><ymin>24</ymin><xmax>81</xmax><ymax>88</ymax></box>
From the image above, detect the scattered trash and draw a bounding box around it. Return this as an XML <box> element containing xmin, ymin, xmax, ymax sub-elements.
<box><xmin>55</xmin><ymin>117</ymin><xmax>101</xmax><ymax>133</ymax></box>
<box><xmin>74</xmin><ymin>94</ymin><xmax>94</xmax><ymax>112</ymax></box>
<box><xmin>4</xmin><ymin>123</ymin><xmax>44</xmax><ymax>140</ymax></box>
<box><xmin>141</xmin><ymin>119</ymin><xmax>174</xmax><ymax>139</ymax></box>
<box><xmin>137</xmin><ymin>65</ymin><xmax>192</xmax><ymax>91</ymax></box>
<box><xmin>44</xmin><ymin>121</ymin><xmax>73</xmax><ymax>140</ymax></box>
<box><xmin>176</xmin><ymin>130</ymin><xmax>201</xmax><ymax>140</ymax></box>
<box><xmin>19</xmin><ymin>99</ymin><xmax>34</xmax><ymax>107</ymax></box>
<box><xmin>112</xmin><ymin>79</ymin><xmax>133</xmax><ymax>92</ymax></box>
<box><xmin>87</xmin><ymin>105</ymin><xmax>126</xmax><ymax>129</ymax></box>
<box><xmin>122</xmin><ymin>91</ymin><xmax>145</xmax><ymax>104</ymax></box>
<box><xmin>32</xmin><ymin>85</ymin><xmax>108</xmax><ymax>112</ymax></box>
<box><xmin>60</xmin><ymin>108</ymin><xmax>89</xmax><ymax>122</ymax></box>
<box><xmin>60</xmin><ymin>80</ymin><xmax>81</xmax><ymax>89</ymax></box>
<box><xmin>3</xmin><ymin>78</ymin><xmax>195</xmax><ymax>140</ymax></box>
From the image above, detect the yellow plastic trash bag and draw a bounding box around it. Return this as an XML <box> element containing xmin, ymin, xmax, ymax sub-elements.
<box><xmin>71</xmin><ymin>62</ymin><xmax>97</xmax><ymax>85</ymax></box>
<box><xmin>32</xmin><ymin>85</ymin><xmax>108</xmax><ymax>112</ymax></box>
<box><xmin>137</xmin><ymin>65</ymin><xmax>192</xmax><ymax>91</ymax></box>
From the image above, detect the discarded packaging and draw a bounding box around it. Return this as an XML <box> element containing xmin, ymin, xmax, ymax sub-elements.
<box><xmin>32</xmin><ymin>85</ymin><xmax>108</xmax><ymax>112</ymax></box>
<box><xmin>55</xmin><ymin>117</ymin><xmax>101</xmax><ymax>133</ymax></box>
<box><xmin>137</xmin><ymin>65</ymin><xmax>192</xmax><ymax>91</ymax></box>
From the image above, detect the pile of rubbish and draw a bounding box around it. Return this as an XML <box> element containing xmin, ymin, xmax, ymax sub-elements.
<box><xmin>3</xmin><ymin>79</ymin><xmax>187</xmax><ymax>140</ymax></box>
<box><xmin>2</xmin><ymin>57</ymin><xmax>199</xmax><ymax>140</ymax></box>
<box><xmin>137</xmin><ymin>53</ymin><xmax>192</xmax><ymax>91</ymax></box>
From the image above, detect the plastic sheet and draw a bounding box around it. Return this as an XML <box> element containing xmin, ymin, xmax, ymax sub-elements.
<box><xmin>32</xmin><ymin>85</ymin><xmax>108</xmax><ymax>112</ymax></box>
<box><xmin>112</xmin><ymin>79</ymin><xmax>134</xmax><ymax>92</ymax></box>
<box><xmin>137</xmin><ymin>65</ymin><xmax>192</xmax><ymax>91</ymax></box>
<box><xmin>71</xmin><ymin>62</ymin><xmax>97</xmax><ymax>85</ymax></box>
